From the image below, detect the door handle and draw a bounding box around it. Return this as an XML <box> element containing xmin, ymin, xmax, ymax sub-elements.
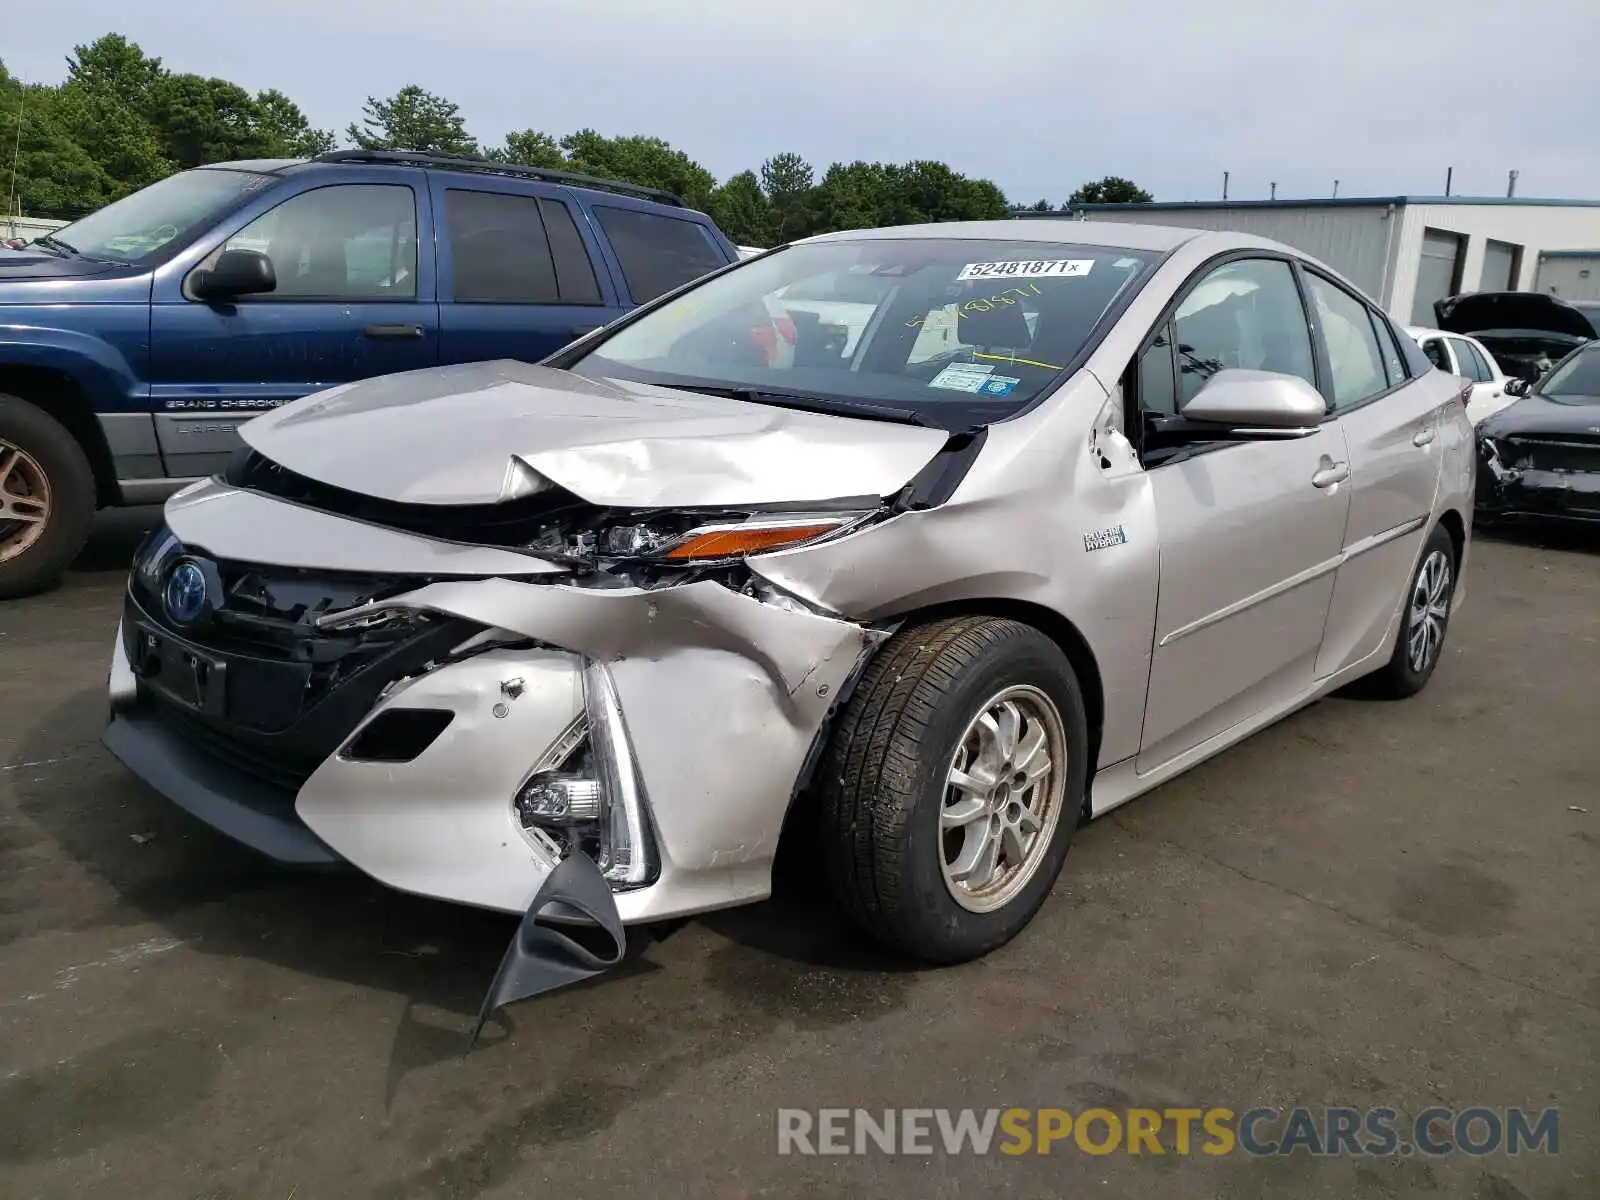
<box><xmin>1312</xmin><ymin>461</ymin><xmax>1350</xmax><ymax>489</ymax></box>
<box><xmin>363</xmin><ymin>323</ymin><xmax>425</xmax><ymax>340</ymax></box>
<box><xmin>570</xmin><ymin>324</ymin><xmax>603</xmax><ymax>337</ymax></box>
<box><xmin>1413</xmin><ymin>426</ymin><xmax>1436</xmax><ymax>447</ymax></box>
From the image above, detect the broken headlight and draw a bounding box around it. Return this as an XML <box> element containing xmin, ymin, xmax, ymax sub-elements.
<box><xmin>528</xmin><ymin>511</ymin><xmax>873</xmax><ymax>564</ymax></box>
<box><xmin>514</xmin><ymin>660</ymin><xmax>659</xmax><ymax>890</ymax></box>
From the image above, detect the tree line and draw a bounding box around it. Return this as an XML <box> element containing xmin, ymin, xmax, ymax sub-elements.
<box><xmin>2</xmin><ymin>34</ymin><xmax>1152</xmax><ymax>244</ymax></box>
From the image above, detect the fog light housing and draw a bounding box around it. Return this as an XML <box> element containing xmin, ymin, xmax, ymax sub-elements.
<box><xmin>512</xmin><ymin>661</ymin><xmax>659</xmax><ymax>891</ymax></box>
<box><xmin>516</xmin><ymin>772</ymin><xmax>602</xmax><ymax>825</ymax></box>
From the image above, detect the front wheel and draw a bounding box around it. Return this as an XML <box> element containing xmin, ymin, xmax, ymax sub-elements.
<box><xmin>0</xmin><ymin>396</ymin><xmax>97</xmax><ymax>600</ymax></box>
<box><xmin>817</xmin><ymin>616</ymin><xmax>1089</xmax><ymax>964</ymax></box>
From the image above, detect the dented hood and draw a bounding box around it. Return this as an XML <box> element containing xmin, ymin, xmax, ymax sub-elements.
<box><xmin>239</xmin><ymin>359</ymin><xmax>949</xmax><ymax>507</ymax></box>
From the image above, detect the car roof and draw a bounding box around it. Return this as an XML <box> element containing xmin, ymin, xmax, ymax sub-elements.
<box><xmin>800</xmin><ymin>218</ymin><xmax>1205</xmax><ymax>252</ymax></box>
<box><xmin>201</xmin><ymin>151</ymin><xmax>693</xmax><ymax>210</ymax></box>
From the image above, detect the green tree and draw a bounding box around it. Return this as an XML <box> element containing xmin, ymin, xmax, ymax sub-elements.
<box><xmin>1067</xmin><ymin>176</ymin><xmax>1152</xmax><ymax>204</ymax></box>
<box><xmin>2</xmin><ymin>64</ymin><xmax>119</xmax><ymax>218</ymax></box>
<box><xmin>65</xmin><ymin>34</ymin><xmax>164</xmax><ymax>111</ymax></box>
<box><xmin>1025</xmin><ymin>198</ymin><xmax>1053</xmax><ymax>212</ymax></box>
<box><xmin>760</xmin><ymin>152</ymin><xmax>814</xmax><ymax>241</ymax></box>
<box><xmin>253</xmin><ymin>89</ymin><xmax>336</xmax><ymax>157</ymax></box>
<box><xmin>346</xmin><ymin>85</ymin><xmax>477</xmax><ymax>154</ymax></box>
<box><xmin>149</xmin><ymin>74</ymin><xmax>270</xmax><ymax>169</ymax></box>
<box><xmin>709</xmin><ymin>170</ymin><xmax>770</xmax><ymax>245</ymax></box>
<box><xmin>487</xmin><ymin>129</ymin><xmax>565</xmax><ymax>168</ymax></box>
<box><xmin>558</xmin><ymin>130</ymin><xmax>716</xmax><ymax>209</ymax></box>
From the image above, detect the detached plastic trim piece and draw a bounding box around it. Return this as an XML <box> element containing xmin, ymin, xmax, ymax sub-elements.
<box><xmin>469</xmin><ymin>851</ymin><xmax>626</xmax><ymax>1048</ymax></box>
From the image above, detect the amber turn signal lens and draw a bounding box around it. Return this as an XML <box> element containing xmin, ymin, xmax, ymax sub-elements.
<box><xmin>663</xmin><ymin>522</ymin><xmax>845</xmax><ymax>560</ymax></box>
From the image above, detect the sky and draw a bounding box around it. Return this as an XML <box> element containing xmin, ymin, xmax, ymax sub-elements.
<box><xmin>6</xmin><ymin>0</ymin><xmax>1600</xmax><ymax>205</ymax></box>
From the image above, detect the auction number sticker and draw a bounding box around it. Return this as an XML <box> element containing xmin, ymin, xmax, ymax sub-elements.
<box><xmin>957</xmin><ymin>259</ymin><xmax>1094</xmax><ymax>281</ymax></box>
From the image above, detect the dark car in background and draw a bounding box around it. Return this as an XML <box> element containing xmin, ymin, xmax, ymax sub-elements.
<box><xmin>0</xmin><ymin>150</ymin><xmax>739</xmax><ymax>598</ymax></box>
<box><xmin>1434</xmin><ymin>291</ymin><xmax>1600</xmax><ymax>384</ymax></box>
<box><xmin>1476</xmin><ymin>340</ymin><xmax>1600</xmax><ymax>526</ymax></box>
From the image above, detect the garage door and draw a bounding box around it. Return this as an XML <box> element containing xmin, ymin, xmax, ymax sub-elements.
<box><xmin>1411</xmin><ymin>228</ymin><xmax>1465</xmax><ymax>326</ymax></box>
<box><xmin>1481</xmin><ymin>240</ymin><xmax>1521</xmax><ymax>291</ymax></box>
<box><xmin>1535</xmin><ymin>253</ymin><xmax>1600</xmax><ymax>302</ymax></box>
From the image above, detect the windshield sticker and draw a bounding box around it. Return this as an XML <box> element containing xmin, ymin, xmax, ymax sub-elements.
<box><xmin>929</xmin><ymin>363</ymin><xmax>995</xmax><ymax>393</ymax></box>
<box><xmin>957</xmin><ymin>260</ymin><xmax>1095</xmax><ymax>281</ymax></box>
<box><xmin>906</xmin><ymin>284</ymin><xmax>1042</xmax><ymax>328</ymax></box>
<box><xmin>977</xmin><ymin>375</ymin><xmax>1022</xmax><ymax>397</ymax></box>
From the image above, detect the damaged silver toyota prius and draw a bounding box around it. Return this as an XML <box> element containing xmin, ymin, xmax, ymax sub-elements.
<box><xmin>105</xmin><ymin>220</ymin><xmax>1475</xmax><ymax>1029</ymax></box>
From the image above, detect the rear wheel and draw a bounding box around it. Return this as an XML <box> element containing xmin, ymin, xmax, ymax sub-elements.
<box><xmin>1363</xmin><ymin>523</ymin><xmax>1457</xmax><ymax>699</ymax></box>
<box><xmin>817</xmin><ymin>616</ymin><xmax>1089</xmax><ymax>964</ymax></box>
<box><xmin>0</xmin><ymin>395</ymin><xmax>97</xmax><ymax>600</ymax></box>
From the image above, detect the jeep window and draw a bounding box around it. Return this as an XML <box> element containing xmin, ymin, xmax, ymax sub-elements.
<box><xmin>46</xmin><ymin>167</ymin><xmax>276</xmax><ymax>264</ymax></box>
<box><xmin>205</xmin><ymin>184</ymin><xmax>417</xmax><ymax>300</ymax></box>
<box><xmin>592</xmin><ymin>206</ymin><xmax>727</xmax><ymax>303</ymax></box>
<box><xmin>445</xmin><ymin>189</ymin><xmax>559</xmax><ymax>304</ymax></box>
<box><xmin>568</xmin><ymin>238</ymin><xmax>1159</xmax><ymax>427</ymax></box>
<box><xmin>538</xmin><ymin>198</ymin><xmax>604</xmax><ymax>305</ymax></box>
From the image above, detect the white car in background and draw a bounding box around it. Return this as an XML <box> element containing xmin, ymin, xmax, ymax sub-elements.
<box><xmin>1407</xmin><ymin>326</ymin><xmax>1514</xmax><ymax>424</ymax></box>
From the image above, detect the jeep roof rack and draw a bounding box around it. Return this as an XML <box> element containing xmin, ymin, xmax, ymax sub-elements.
<box><xmin>311</xmin><ymin>149</ymin><xmax>687</xmax><ymax>207</ymax></box>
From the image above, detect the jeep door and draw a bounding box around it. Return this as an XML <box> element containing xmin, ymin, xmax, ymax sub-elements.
<box><xmin>148</xmin><ymin>178</ymin><xmax>439</xmax><ymax>480</ymax></box>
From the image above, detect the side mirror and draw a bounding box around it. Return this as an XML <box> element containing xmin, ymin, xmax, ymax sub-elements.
<box><xmin>1182</xmin><ymin>369</ymin><xmax>1327</xmax><ymax>435</ymax></box>
<box><xmin>1504</xmin><ymin>377</ymin><xmax>1530</xmax><ymax>397</ymax></box>
<box><xmin>192</xmin><ymin>248</ymin><xmax>276</xmax><ymax>300</ymax></box>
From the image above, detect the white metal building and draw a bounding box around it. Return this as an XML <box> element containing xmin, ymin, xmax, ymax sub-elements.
<box><xmin>1027</xmin><ymin>197</ymin><xmax>1600</xmax><ymax>323</ymax></box>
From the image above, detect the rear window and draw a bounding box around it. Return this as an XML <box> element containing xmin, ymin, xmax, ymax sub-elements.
<box><xmin>593</xmin><ymin>206</ymin><xmax>727</xmax><ymax>303</ymax></box>
<box><xmin>570</xmin><ymin>238</ymin><xmax>1161</xmax><ymax>427</ymax></box>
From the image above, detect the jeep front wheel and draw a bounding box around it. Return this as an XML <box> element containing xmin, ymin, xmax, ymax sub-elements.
<box><xmin>0</xmin><ymin>395</ymin><xmax>97</xmax><ymax>599</ymax></box>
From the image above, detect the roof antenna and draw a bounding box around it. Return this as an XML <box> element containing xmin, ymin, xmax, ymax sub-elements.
<box><xmin>1332</xmin><ymin>179</ymin><xmax>1339</xmax><ymax>198</ymax></box>
<box><xmin>1507</xmin><ymin>169</ymin><xmax>1519</xmax><ymax>198</ymax></box>
<box><xmin>1222</xmin><ymin>171</ymin><xmax>1229</xmax><ymax>201</ymax></box>
<box><xmin>1270</xmin><ymin>181</ymin><xmax>1277</xmax><ymax>199</ymax></box>
<box><xmin>1444</xmin><ymin>166</ymin><xmax>1453</xmax><ymax>197</ymax></box>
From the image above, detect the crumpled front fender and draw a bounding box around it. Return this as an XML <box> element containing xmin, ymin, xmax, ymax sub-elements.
<box><xmin>306</xmin><ymin>578</ymin><xmax>884</xmax><ymax>922</ymax></box>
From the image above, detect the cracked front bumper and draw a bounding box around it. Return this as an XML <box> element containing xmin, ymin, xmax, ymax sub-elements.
<box><xmin>105</xmin><ymin>576</ymin><xmax>881</xmax><ymax>925</ymax></box>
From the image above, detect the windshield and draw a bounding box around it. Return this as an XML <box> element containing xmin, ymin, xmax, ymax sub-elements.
<box><xmin>567</xmin><ymin>238</ymin><xmax>1160</xmax><ymax>427</ymax></box>
<box><xmin>1538</xmin><ymin>346</ymin><xmax>1600</xmax><ymax>403</ymax></box>
<box><xmin>46</xmin><ymin>168</ymin><xmax>278</xmax><ymax>264</ymax></box>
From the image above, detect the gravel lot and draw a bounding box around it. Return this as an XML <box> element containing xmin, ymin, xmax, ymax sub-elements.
<box><xmin>1</xmin><ymin>510</ymin><xmax>1597</xmax><ymax>1200</ymax></box>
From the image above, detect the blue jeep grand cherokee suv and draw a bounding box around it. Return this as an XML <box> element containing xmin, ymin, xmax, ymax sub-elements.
<box><xmin>0</xmin><ymin>149</ymin><xmax>739</xmax><ymax>597</ymax></box>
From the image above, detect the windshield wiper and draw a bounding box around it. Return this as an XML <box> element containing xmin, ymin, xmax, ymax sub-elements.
<box><xmin>33</xmin><ymin>234</ymin><xmax>80</xmax><ymax>257</ymax></box>
<box><xmin>657</xmin><ymin>383</ymin><xmax>939</xmax><ymax>428</ymax></box>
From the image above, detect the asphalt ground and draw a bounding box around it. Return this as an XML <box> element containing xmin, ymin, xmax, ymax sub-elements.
<box><xmin>1</xmin><ymin>508</ymin><xmax>1597</xmax><ymax>1199</ymax></box>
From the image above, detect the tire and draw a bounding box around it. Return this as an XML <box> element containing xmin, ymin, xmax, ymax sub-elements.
<box><xmin>1362</xmin><ymin>522</ymin><xmax>1458</xmax><ymax>699</ymax></box>
<box><xmin>817</xmin><ymin>616</ymin><xmax>1090</xmax><ymax>964</ymax></box>
<box><xmin>0</xmin><ymin>395</ymin><xmax>97</xmax><ymax>600</ymax></box>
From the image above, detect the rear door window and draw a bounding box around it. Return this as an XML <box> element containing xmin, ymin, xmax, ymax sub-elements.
<box><xmin>444</xmin><ymin>189</ymin><xmax>558</xmax><ymax>303</ymax></box>
<box><xmin>1450</xmin><ymin>337</ymin><xmax>1493</xmax><ymax>382</ymax></box>
<box><xmin>1464</xmin><ymin>340</ymin><xmax>1497</xmax><ymax>381</ymax></box>
<box><xmin>592</xmin><ymin>206</ymin><xmax>727</xmax><ymax>303</ymax></box>
<box><xmin>1304</xmin><ymin>273</ymin><xmax>1388</xmax><ymax>409</ymax></box>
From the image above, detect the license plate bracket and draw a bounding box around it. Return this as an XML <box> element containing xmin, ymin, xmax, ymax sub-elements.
<box><xmin>134</xmin><ymin>625</ymin><xmax>230</xmax><ymax>717</ymax></box>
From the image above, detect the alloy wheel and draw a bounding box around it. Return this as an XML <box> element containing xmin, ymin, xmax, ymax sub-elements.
<box><xmin>939</xmin><ymin>684</ymin><xmax>1068</xmax><ymax>914</ymax></box>
<box><xmin>0</xmin><ymin>440</ymin><xmax>51</xmax><ymax>564</ymax></box>
<box><xmin>1407</xmin><ymin>549</ymin><xmax>1453</xmax><ymax>674</ymax></box>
